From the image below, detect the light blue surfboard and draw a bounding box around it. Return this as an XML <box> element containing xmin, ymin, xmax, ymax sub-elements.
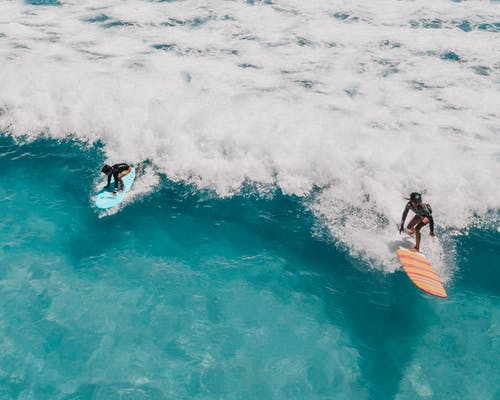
<box><xmin>95</xmin><ymin>167</ymin><xmax>136</xmax><ymax>209</ymax></box>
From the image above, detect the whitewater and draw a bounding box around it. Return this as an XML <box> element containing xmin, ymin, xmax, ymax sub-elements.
<box><xmin>2</xmin><ymin>0</ymin><xmax>499</xmax><ymax>243</ymax></box>
<box><xmin>0</xmin><ymin>1</ymin><xmax>499</xmax><ymax>399</ymax></box>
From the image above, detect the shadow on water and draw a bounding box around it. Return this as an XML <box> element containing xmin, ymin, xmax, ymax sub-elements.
<box><xmin>387</xmin><ymin>236</ymin><xmax>415</xmax><ymax>252</ymax></box>
<box><xmin>0</xmin><ymin>135</ymin><xmax>442</xmax><ymax>398</ymax></box>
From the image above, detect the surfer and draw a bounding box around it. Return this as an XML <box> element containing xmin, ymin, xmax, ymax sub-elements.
<box><xmin>101</xmin><ymin>163</ymin><xmax>132</xmax><ymax>194</ymax></box>
<box><xmin>399</xmin><ymin>192</ymin><xmax>435</xmax><ymax>252</ymax></box>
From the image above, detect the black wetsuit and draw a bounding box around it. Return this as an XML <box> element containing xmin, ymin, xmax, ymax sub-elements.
<box><xmin>106</xmin><ymin>163</ymin><xmax>130</xmax><ymax>190</ymax></box>
<box><xmin>400</xmin><ymin>201</ymin><xmax>434</xmax><ymax>233</ymax></box>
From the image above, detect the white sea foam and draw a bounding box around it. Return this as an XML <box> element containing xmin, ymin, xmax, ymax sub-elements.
<box><xmin>0</xmin><ymin>0</ymin><xmax>499</xmax><ymax>272</ymax></box>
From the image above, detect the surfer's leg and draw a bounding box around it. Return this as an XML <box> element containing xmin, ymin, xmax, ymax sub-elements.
<box><xmin>413</xmin><ymin>217</ymin><xmax>430</xmax><ymax>252</ymax></box>
<box><xmin>119</xmin><ymin>166</ymin><xmax>132</xmax><ymax>179</ymax></box>
<box><xmin>117</xmin><ymin>167</ymin><xmax>132</xmax><ymax>190</ymax></box>
<box><xmin>406</xmin><ymin>216</ymin><xmax>421</xmax><ymax>236</ymax></box>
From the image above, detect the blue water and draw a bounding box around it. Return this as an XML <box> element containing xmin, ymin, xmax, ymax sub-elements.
<box><xmin>0</xmin><ymin>136</ymin><xmax>498</xmax><ymax>399</ymax></box>
<box><xmin>1</xmin><ymin>1</ymin><xmax>500</xmax><ymax>397</ymax></box>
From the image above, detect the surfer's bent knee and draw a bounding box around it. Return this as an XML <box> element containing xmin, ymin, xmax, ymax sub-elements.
<box><xmin>407</xmin><ymin>216</ymin><xmax>421</xmax><ymax>230</ymax></box>
<box><xmin>119</xmin><ymin>166</ymin><xmax>132</xmax><ymax>179</ymax></box>
<box><xmin>415</xmin><ymin>217</ymin><xmax>429</xmax><ymax>231</ymax></box>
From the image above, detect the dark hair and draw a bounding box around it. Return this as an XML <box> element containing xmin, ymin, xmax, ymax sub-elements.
<box><xmin>101</xmin><ymin>164</ymin><xmax>112</xmax><ymax>174</ymax></box>
<box><xmin>410</xmin><ymin>192</ymin><xmax>422</xmax><ymax>202</ymax></box>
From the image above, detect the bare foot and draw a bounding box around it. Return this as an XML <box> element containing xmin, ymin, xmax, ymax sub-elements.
<box><xmin>409</xmin><ymin>247</ymin><xmax>419</xmax><ymax>253</ymax></box>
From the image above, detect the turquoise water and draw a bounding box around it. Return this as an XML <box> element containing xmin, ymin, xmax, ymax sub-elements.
<box><xmin>0</xmin><ymin>137</ymin><xmax>498</xmax><ymax>399</ymax></box>
<box><xmin>1</xmin><ymin>0</ymin><xmax>500</xmax><ymax>398</ymax></box>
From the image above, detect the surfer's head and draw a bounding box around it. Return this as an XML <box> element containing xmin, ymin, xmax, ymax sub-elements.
<box><xmin>101</xmin><ymin>164</ymin><xmax>112</xmax><ymax>176</ymax></box>
<box><xmin>409</xmin><ymin>192</ymin><xmax>422</xmax><ymax>204</ymax></box>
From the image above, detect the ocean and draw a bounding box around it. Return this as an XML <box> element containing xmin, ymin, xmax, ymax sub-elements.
<box><xmin>0</xmin><ymin>1</ymin><xmax>499</xmax><ymax>399</ymax></box>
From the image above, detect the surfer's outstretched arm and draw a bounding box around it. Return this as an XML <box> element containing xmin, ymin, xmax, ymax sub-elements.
<box><xmin>106</xmin><ymin>174</ymin><xmax>112</xmax><ymax>189</ymax></box>
<box><xmin>428</xmin><ymin>215</ymin><xmax>435</xmax><ymax>236</ymax></box>
<box><xmin>399</xmin><ymin>203</ymin><xmax>410</xmax><ymax>233</ymax></box>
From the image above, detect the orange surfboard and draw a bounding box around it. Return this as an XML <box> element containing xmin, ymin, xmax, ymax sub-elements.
<box><xmin>396</xmin><ymin>248</ymin><xmax>447</xmax><ymax>298</ymax></box>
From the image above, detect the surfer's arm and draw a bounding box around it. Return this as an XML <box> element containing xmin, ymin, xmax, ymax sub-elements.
<box><xmin>106</xmin><ymin>174</ymin><xmax>111</xmax><ymax>188</ymax></box>
<box><xmin>428</xmin><ymin>215</ymin><xmax>435</xmax><ymax>235</ymax></box>
<box><xmin>424</xmin><ymin>203</ymin><xmax>434</xmax><ymax>235</ymax></box>
<box><xmin>399</xmin><ymin>205</ymin><xmax>410</xmax><ymax>232</ymax></box>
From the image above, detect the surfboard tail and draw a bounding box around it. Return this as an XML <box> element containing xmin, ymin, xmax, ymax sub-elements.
<box><xmin>396</xmin><ymin>248</ymin><xmax>447</xmax><ymax>298</ymax></box>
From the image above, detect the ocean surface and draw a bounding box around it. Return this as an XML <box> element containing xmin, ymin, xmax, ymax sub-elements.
<box><xmin>0</xmin><ymin>1</ymin><xmax>499</xmax><ymax>399</ymax></box>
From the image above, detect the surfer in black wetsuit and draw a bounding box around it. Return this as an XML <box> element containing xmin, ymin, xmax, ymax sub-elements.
<box><xmin>101</xmin><ymin>163</ymin><xmax>132</xmax><ymax>194</ymax></box>
<box><xmin>399</xmin><ymin>192</ymin><xmax>435</xmax><ymax>252</ymax></box>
